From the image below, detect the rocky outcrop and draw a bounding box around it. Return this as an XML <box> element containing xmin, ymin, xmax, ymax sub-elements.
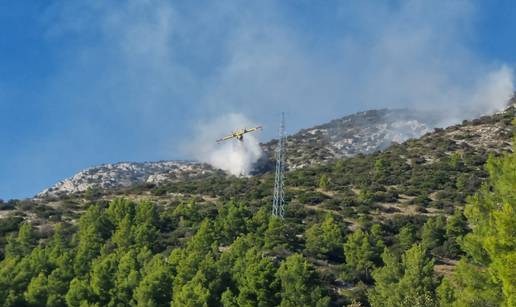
<box><xmin>259</xmin><ymin>109</ymin><xmax>437</xmax><ymax>170</ymax></box>
<box><xmin>38</xmin><ymin>161</ymin><xmax>214</xmax><ymax>197</ymax></box>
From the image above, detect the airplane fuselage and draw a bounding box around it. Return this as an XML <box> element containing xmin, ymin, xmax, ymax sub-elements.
<box><xmin>216</xmin><ymin>126</ymin><xmax>262</xmax><ymax>143</ymax></box>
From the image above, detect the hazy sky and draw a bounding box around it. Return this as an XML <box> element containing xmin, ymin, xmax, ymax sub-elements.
<box><xmin>1</xmin><ymin>0</ymin><xmax>515</xmax><ymax>199</ymax></box>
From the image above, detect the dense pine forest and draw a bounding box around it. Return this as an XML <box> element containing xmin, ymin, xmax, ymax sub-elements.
<box><xmin>0</xmin><ymin>108</ymin><xmax>514</xmax><ymax>306</ymax></box>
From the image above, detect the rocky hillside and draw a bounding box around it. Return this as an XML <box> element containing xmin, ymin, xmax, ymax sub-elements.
<box><xmin>38</xmin><ymin>161</ymin><xmax>215</xmax><ymax>198</ymax></box>
<box><xmin>260</xmin><ymin>108</ymin><xmax>438</xmax><ymax>170</ymax></box>
<box><xmin>6</xmin><ymin>102</ymin><xmax>511</xmax><ymax>226</ymax></box>
<box><xmin>39</xmin><ymin>108</ymin><xmax>439</xmax><ymax>197</ymax></box>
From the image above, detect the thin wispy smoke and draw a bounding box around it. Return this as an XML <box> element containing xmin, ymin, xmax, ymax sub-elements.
<box><xmin>185</xmin><ymin>114</ymin><xmax>263</xmax><ymax>176</ymax></box>
<box><xmin>44</xmin><ymin>0</ymin><xmax>515</xmax><ymax>139</ymax></box>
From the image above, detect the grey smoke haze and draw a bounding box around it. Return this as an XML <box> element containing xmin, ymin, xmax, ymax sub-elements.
<box><xmin>46</xmin><ymin>0</ymin><xmax>514</xmax><ymax>141</ymax></box>
<box><xmin>194</xmin><ymin>1</ymin><xmax>514</xmax><ymax>130</ymax></box>
<box><xmin>5</xmin><ymin>0</ymin><xmax>514</xmax><ymax>197</ymax></box>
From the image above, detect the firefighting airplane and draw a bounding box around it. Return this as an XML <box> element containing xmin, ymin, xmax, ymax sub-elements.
<box><xmin>216</xmin><ymin>126</ymin><xmax>262</xmax><ymax>143</ymax></box>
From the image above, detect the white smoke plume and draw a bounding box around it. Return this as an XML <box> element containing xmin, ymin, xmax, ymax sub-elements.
<box><xmin>415</xmin><ymin>65</ymin><xmax>514</xmax><ymax>127</ymax></box>
<box><xmin>185</xmin><ymin>113</ymin><xmax>263</xmax><ymax>176</ymax></box>
<box><xmin>469</xmin><ymin>66</ymin><xmax>514</xmax><ymax>114</ymax></box>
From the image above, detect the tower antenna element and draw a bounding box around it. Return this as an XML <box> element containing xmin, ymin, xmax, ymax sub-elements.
<box><xmin>272</xmin><ymin>112</ymin><xmax>287</xmax><ymax>218</ymax></box>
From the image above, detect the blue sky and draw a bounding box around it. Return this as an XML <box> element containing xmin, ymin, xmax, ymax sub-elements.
<box><xmin>1</xmin><ymin>0</ymin><xmax>515</xmax><ymax>200</ymax></box>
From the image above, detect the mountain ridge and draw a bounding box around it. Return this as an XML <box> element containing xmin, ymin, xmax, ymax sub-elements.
<box><xmin>37</xmin><ymin>104</ymin><xmax>514</xmax><ymax>199</ymax></box>
<box><xmin>38</xmin><ymin>108</ymin><xmax>438</xmax><ymax>198</ymax></box>
<box><xmin>38</xmin><ymin>161</ymin><xmax>216</xmax><ymax>198</ymax></box>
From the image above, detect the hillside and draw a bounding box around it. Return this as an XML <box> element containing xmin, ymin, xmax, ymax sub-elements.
<box><xmin>38</xmin><ymin>108</ymin><xmax>437</xmax><ymax>197</ymax></box>
<box><xmin>0</xmin><ymin>104</ymin><xmax>513</xmax><ymax>306</ymax></box>
<box><xmin>38</xmin><ymin>161</ymin><xmax>215</xmax><ymax>198</ymax></box>
<box><xmin>261</xmin><ymin>108</ymin><xmax>436</xmax><ymax>170</ymax></box>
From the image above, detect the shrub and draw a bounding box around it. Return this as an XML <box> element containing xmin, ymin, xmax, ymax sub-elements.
<box><xmin>297</xmin><ymin>191</ymin><xmax>328</xmax><ymax>205</ymax></box>
<box><xmin>0</xmin><ymin>202</ymin><xmax>15</xmax><ymax>210</ymax></box>
<box><xmin>0</xmin><ymin>216</ymin><xmax>24</xmax><ymax>235</ymax></box>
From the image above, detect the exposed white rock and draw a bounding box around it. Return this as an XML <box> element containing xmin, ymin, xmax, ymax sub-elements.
<box><xmin>38</xmin><ymin>161</ymin><xmax>214</xmax><ymax>197</ymax></box>
<box><xmin>260</xmin><ymin>109</ymin><xmax>436</xmax><ymax>169</ymax></box>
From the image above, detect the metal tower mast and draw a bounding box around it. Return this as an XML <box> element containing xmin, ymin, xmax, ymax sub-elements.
<box><xmin>272</xmin><ymin>112</ymin><xmax>286</xmax><ymax>218</ymax></box>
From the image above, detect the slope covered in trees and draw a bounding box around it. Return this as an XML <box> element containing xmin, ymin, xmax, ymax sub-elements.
<box><xmin>0</xmin><ymin>107</ymin><xmax>514</xmax><ymax>306</ymax></box>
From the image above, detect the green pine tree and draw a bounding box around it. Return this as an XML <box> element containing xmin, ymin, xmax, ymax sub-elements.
<box><xmin>235</xmin><ymin>248</ymin><xmax>279</xmax><ymax>306</ymax></box>
<box><xmin>439</xmin><ymin>141</ymin><xmax>515</xmax><ymax>306</ymax></box>
<box><xmin>305</xmin><ymin>214</ymin><xmax>343</xmax><ymax>258</ymax></box>
<box><xmin>397</xmin><ymin>226</ymin><xmax>416</xmax><ymax>253</ymax></box>
<box><xmin>24</xmin><ymin>272</ymin><xmax>49</xmax><ymax>306</ymax></box>
<box><xmin>421</xmin><ymin>215</ymin><xmax>446</xmax><ymax>254</ymax></box>
<box><xmin>133</xmin><ymin>254</ymin><xmax>172</xmax><ymax>307</ymax></box>
<box><xmin>368</xmin><ymin>244</ymin><xmax>437</xmax><ymax>307</ymax></box>
<box><xmin>90</xmin><ymin>253</ymin><xmax>118</xmax><ymax>305</ymax></box>
<box><xmin>65</xmin><ymin>278</ymin><xmax>92</xmax><ymax>307</ymax></box>
<box><xmin>319</xmin><ymin>174</ymin><xmax>329</xmax><ymax>191</ymax></box>
<box><xmin>276</xmin><ymin>253</ymin><xmax>330</xmax><ymax>307</ymax></box>
<box><xmin>343</xmin><ymin>229</ymin><xmax>378</xmax><ymax>281</ymax></box>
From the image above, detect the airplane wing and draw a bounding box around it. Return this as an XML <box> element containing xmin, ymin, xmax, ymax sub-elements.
<box><xmin>244</xmin><ymin>126</ymin><xmax>262</xmax><ymax>133</ymax></box>
<box><xmin>216</xmin><ymin>134</ymin><xmax>236</xmax><ymax>143</ymax></box>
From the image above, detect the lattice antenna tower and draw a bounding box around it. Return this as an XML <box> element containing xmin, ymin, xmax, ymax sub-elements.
<box><xmin>272</xmin><ymin>112</ymin><xmax>286</xmax><ymax>218</ymax></box>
